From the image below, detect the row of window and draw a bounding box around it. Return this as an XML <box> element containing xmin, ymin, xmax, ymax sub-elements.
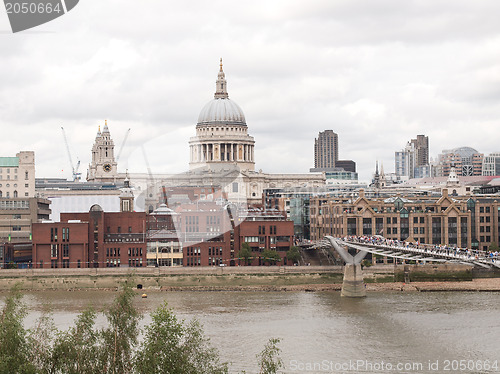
<box><xmin>0</xmin><ymin>191</ymin><xmax>29</xmax><ymax>197</ymax></box>
<box><xmin>107</xmin><ymin>226</ymin><xmax>134</xmax><ymax>233</ymax></box>
<box><xmin>50</xmin><ymin>227</ymin><xmax>71</xmax><ymax>242</ymax></box>
<box><xmin>256</xmin><ymin>226</ymin><xmax>279</xmax><ymax>235</ymax></box>
<box><xmin>50</xmin><ymin>259</ymin><xmax>70</xmax><ymax>268</ymax></box>
<box><xmin>186</xmin><ymin>257</ymin><xmax>201</xmax><ymax>266</ymax></box>
<box><xmin>186</xmin><ymin>247</ymin><xmax>201</xmax><ymax>256</ymax></box>
<box><xmin>0</xmin><ymin>183</ymin><xmax>29</xmax><ymax>188</ymax></box>
<box><xmin>244</xmin><ymin>236</ymin><xmax>291</xmax><ymax>243</ymax></box>
<box><xmin>107</xmin><ymin>248</ymin><xmax>121</xmax><ymax>257</ymax></box>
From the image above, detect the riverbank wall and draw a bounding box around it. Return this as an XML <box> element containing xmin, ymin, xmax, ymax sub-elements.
<box><xmin>0</xmin><ymin>266</ymin><xmax>345</xmax><ymax>291</ymax></box>
<box><xmin>0</xmin><ymin>263</ymin><xmax>494</xmax><ymax>291</ymax></box>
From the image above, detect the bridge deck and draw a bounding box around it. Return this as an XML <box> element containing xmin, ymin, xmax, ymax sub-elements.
<box><xmin>309</xmin><ymin>237</ymin><xmax>500</xmax><ymax>269</ymax></box>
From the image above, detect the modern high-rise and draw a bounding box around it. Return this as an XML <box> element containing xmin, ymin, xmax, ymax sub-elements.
<box><xmin>411</xmin><ymin>135</ymin><xmax>429</xmax><ymax>167</ymax></box>
<box><xmin>395</xmin><ymin>135</ymin><xmax>430</xmax><ymax>179</ymax></box>
<box><xmin>313</xmin><ymin>130</ymin><xmax>338</xmax><ymax>170</ymax></box>
<box><xmin>482</xmin><ymin>153</ymin><xmax>500</xmax><ymax>176</ymax></box>
<box><xmin>436</xmin><ymin>147</ymin><xmax>483</xmax><ymax>177</ymax></box>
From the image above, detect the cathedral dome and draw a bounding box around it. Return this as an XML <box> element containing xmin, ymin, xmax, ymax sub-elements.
<box><xmin>197</xmin><ymin>58</ymin><xmax>246</xmax><ymax>126</ymax></box>
<box><xmin>197</xmin><ymin>98</ymin><xmax>246</xmax><ymax>126</ymax></box>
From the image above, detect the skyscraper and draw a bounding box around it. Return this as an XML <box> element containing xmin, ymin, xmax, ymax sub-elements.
<box><xmin>313</xmin><ymin>130</ymin><xmax>338</xmax><ymax>170</ymax></box>
<box><xmin>411</xmin><ymin>135</ymin><xmax>429</xmax><ymax>167</ymax></box>
<box><xmin>395</xmin><ymin>135</ymin><xmax>430</xmax><ymax>179</ymax></box>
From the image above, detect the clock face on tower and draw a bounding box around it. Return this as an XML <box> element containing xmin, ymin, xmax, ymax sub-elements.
<box><xmin>103</xmin><ymin>163</ymin><xmax>112</xmax><ymax>172</ymax></box>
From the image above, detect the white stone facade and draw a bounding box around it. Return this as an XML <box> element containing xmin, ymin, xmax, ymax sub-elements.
<box><xmin>0</xmin><ymin>151</ymin><xmax>35</xmax><ymax>198</ymax></box>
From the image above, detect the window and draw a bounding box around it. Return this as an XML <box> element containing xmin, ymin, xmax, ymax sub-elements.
<box><xmin>77</xmin><ymin>260</ymin><xmax>81</xmax><ymax>268</ymax></box>
<box><xmin>25</xmin><ymin>171</ymin><xmax>28</xmax><ymax>180</ymax></box>
<box><xmin>118</xmin><ymin>226</ymin><xmax>121</xmax><ymax>233</ymax></box>
<box><xmin>51</xmin><ymin>244</ymin><xmax>58</xmax><ymax>258</ymax></box>
<box><xmin>128</xmin><ymin>226</ymin><xmax>132</xmax><ymax>233</ymax></box>
<box><xmin>232</xmin><ymin>182</ymin><xmax>238</xmax><ymax>193</ymax></box>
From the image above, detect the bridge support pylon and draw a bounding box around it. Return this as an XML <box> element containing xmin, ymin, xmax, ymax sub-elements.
<box><xmin>341</xmin><ymin>264</ymin><xmax>366</xmax><ymax>297</ymax></box>
<box><xmin>324</xmin><ymin>236</ymin><xmax>367</xmax><ymax>298</ymax></box>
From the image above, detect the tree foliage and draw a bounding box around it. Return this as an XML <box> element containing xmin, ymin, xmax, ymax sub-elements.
<box><xmin>0</xmin><ymin>285</ymin><xmax>37</xmax><ymax>374</ymax></box>
<box><xmin>239</xmin><ymin>242</ymin><xmax>253</xmax><ymax>265</ymax></box>
<box><xmin>286</xmin><ymin>246</ymin><xmax>301</xmax><ymax>264</ymax></box>
<box><xmin>261</xmin><ymin>250</ymin><xmax>282</xmax><ymax>265</ymax></box>
<box><xmin>0</xmin><ymin>282</ymin><xmax>281</xmax><ymax>374</ymax></box>
<box><xmin>257</xmin><ymin>338</ymin><xmax>284</xmax><ymax>374</ymax></box>
<box><xmin>135</xmin><ymin>302</ymin><xmax>228</xmax><ymax>374</ymax></box>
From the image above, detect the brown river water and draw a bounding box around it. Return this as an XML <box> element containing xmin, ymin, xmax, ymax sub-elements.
<box><xmin>1</xmin><ymin>290</ymin><xmax>500</xmax><ymax>373</ymax></box>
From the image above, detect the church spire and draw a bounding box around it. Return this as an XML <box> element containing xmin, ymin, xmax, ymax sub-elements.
<box><xmin>214</xmin><ymin>58</ymin><xmax>229</xmax><ymax>99</ymax></box>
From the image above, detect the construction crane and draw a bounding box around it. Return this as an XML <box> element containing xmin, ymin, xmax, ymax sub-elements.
<box><xmin>61</xmin><ymin>127</ymin><xmax>81</xmax><ymax>182</ymax></box>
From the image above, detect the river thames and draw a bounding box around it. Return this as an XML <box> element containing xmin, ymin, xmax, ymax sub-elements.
<box><xmin>2</xmin><ymin>290</ymin><xmax>500</xmax><ymax>373</ymax></box>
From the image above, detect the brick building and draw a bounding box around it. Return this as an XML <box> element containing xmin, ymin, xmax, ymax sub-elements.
<box><xmin>32</xmin><ymin>204</ymin><xmax>147</xmax><ymax>268</ymax></box>
<box><xmin>181</xmin><ymin>203</ymin><xmax>294</xmax><ymax>266</ymax></box>
<box><xmin>236</xmin><ymin>209</ymin><xmax>294</xmax><ymax>265</ymax></box>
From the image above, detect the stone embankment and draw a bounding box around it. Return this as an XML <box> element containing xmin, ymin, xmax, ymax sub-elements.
<box><xmin>0</xmin><ymin>264</ymin><xmax>499</xmax><ymax>292</ymax></box>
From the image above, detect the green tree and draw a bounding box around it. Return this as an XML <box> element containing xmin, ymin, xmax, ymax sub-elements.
<box><xmin>50</xmin><ymin>308</ymin><xmax>102</xmax><ymax>374</ymax></box>
<box><xmin>135</xmin><ymin>302</ymin><xmax>228</xmax><ymax>374</ymax></box>
<box><xmin>239</xmin><ymin>242</ymin><xmax>253</xmax><ymax>266</ymax></box>
<box><xmin>286</xmin><ymin>246</ymin><xmax>301</xmax><ymax>265</ymax></box>
<box><xmin>0</xmin><ymin>285</ymin><xmax>37</xmax><ymax>374</ymax></box>
<box><xmin>100</xmin><ymin>280</ymin><xmax>142</xmax><ymax>374</ymax></box>
<box><xmin>27</xmin><ymin>307</ymin><xmax>57</xmax><ymax>373</ymax></box>
<box><xmin>490</xmin><ymin>242</ymin><xmax>499</xmax><ymax>252</ymax></box>
<box><xmin>261</xmin><ymin>250</ymin><xmax>281</xmax><ymax>266</ymax></box>
<box><xmin>257</xmin><ymin>338</ymin><xmax>283</xmax><ymax>374</ymax></box>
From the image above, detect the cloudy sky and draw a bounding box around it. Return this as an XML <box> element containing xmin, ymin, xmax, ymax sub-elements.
<box><xmin>1</xmin><ymin>0</ymin><xmax>500</xmax><ymax>182</ymax></box>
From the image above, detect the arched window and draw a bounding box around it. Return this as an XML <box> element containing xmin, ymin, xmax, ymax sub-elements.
<box><xmin>13</xmin><ymin>190</ymin><xmax>18</xmax><ymax>197</ymax></box>
<box><xmin>0</xmin><ymin>190</ymin><xmax>2</xmax><ymax>197</ymax></box>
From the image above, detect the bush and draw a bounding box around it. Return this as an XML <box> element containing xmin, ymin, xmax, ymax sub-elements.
<box><xmin>0</xmin><ymin>282</ymin><xmax>282</xmax><ymax>374</ymax></box>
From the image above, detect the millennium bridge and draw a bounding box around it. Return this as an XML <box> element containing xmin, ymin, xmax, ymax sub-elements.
<box><xmin>302</xmin><ymin>236</ymin><xmax>500</xmax><ymax>297</ymax></box>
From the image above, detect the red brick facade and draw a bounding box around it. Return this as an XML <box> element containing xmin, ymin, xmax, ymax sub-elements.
<box><xmin>32</xmin><ymin>205</ymin><xmax>147</xmax><ymax>268</ymax></box>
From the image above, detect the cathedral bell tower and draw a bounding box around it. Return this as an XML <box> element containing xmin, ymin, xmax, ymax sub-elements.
<box><xmin>87</xmin><ymin>120</ymin><xmax>119</xmax><ymax>183</ymax></box>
